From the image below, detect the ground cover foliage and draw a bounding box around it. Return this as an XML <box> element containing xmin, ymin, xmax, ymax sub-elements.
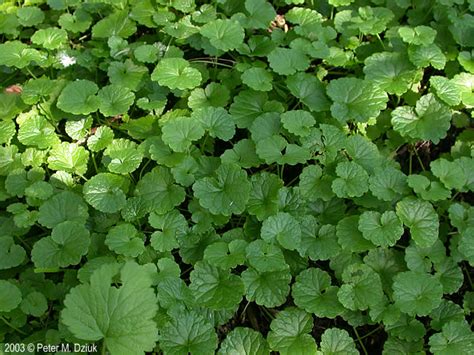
<box><xmin>0</xmin><ymin>0</ymin><xmax>473</xmax><ymax>353</ymax></box>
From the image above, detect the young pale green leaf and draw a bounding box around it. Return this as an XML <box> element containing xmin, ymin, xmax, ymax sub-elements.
<box><xmin>201</xmin><ymin>19</ymin><xmax>245</xmax><ymax>52</ymax></box>
<box><xmin>218</xmin><ymin>327</ymin><xmax>269</xmax><ymax>355</ymax></box>
<box><xmin>398</xmin><ymin>26</ymin><xmax>437</xmax><ymax>45</ymax></box>
<box><xmin>408</xmin><ymin>44</ymin><xmax>446</xmax><ymax>69</ymax></box>
<box><xmin>18</xmin><ymin>115</ymin><xmax>59</xmax><ymax>149</ymax></box>
<box><xmin>31</xmin><ymin>221</ymin><xmax>90</xmax><ymax>268</ymax></box>
<box><xmin>57</xmin><ymin>80</ymin><xmax>100</xmax><ymax>115</ymax></box>
<box><xmin>0</xmin><ymin>41</ymin><xmax>45</xmax><ymax>68</ymax></box>
<box><xmin>65</xmin><ymin>116</ymin><xmax>92</xmax><ymax>141</ymax></box>
<box><xmin>430</xmin><ymin>76</ymin><xmax>462</xmax><ymax>106</ymax></box>
<box><xmin>151</xmin><ymin>58</ymin><xmax>201</xmax><ymax>90</ymax></box>
<box><xmin>396</xmin><ymin>198</ymin><xmax>439</xmax><ymax>248</ymax></box>
<box><xmin>16</xmin><ymin>7</ymin><xmax>45</xmax><ymax>27</ymax></box>
<box><xmin>292</xmin><ymin>268</ymin><xmax>344</xmax><ymax>318</ymax></box>
<box><xmin>193</xmin><ymin>163</ymin><xmax>251</xmax><ymax>216</ymax></box>
<box><xmin>0</xmin><ymin>280</ymin><xmax>22</xmax><ymax>312</ymax></box>
<box><xmin>358</xmin><ymin>211</ymin><xmax>404</xmax><ymax>247</ymax></box>
<box><xmin>391</xmin><ymin>94</ymin><xmax>451</xmax><ymax>144</ymax></box>
<box><xmin>87</xmin><ymin>126</ymin><xmax>114</xmax><ymax>152</ymax></box>
<box><xmin>31</xmin><ymin>27</ymin><xmax>67</xmax><ymax>50</ymax></box>
<box><xmin>62</xmin><ymin>262</ymin><xmax>158</xmax><ymax>355</ymax></box>
<box><xmin>327</xmin><ymin>77</ymin><xmax>388</xmax><ymax>122</ymax></box>
<box><xmin>267</xmin><ymin>308</ymin><xmax>317</xmax><ymax>355</ymax></box>
<box><xmin>103</xmin><ymin>139</ymin><xmax>143</xmax><ymax>174</ymax></box>
<box><xmin>393</xmin><ymin>271</ymin><xmax>443</xmax><ymax>316</ymax></box>
<box><xmin>47</xmin><ymin>142</ymin><xmax>89</xmax><ymax>175</ymax></box>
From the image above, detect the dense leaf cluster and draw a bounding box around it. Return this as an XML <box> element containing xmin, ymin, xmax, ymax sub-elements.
<box><xmin>0</xmin><ymin>0</ymin><xmax>473</xmax><ymax>354</ymax></box>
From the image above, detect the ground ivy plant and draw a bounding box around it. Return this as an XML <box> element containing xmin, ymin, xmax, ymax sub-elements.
<box><xmin>0</xmin><ymin>0</ymin><xmax>473</xmax><ymax>354</ymax></box>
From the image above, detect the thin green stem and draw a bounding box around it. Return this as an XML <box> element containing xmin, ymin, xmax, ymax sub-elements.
<box><xmin>1</xmin><ymin>316</ymin><xmax>27</xmax><ymax>335</ymax></box>
<box><xmin>413</xmin><ymin>147</ymin><xmax>425</xmax><ymax>171</ymax></box>
<box><xmin>464</xmin><ymin>264</ymin><xmax>473</xmax><ymax>289</ymax></box>
<box><xmin>101</xmin><ymin>340</ymin><xmax>107</xmax><ymax>355</ymax></box>
<box><xmin>91</xmin><ymin>153</ymin><xmax>99</xmax><ymax>174</ymax></box>
<box><xmin>189</xmin><ymin>60</ymin><xmax>234</xmax><ymax>69</ymax></box>
<box><xmin>409</xmin><ymin>149</ymin><xmax>413</xmax><ymax>175</ymax></box>
<box><xmin>359</xmin><ymin>325</ymin><xmax>383</xmax><ymax>340</ymax></box>
<box><xmin>353</xmin><ymin>327</ymin><xmax>368</xmax><ymax>355</ymax></box>
<box><xmin>25</xmin><ymin>67</ymin><xmax>37</xmax><ymax>79</ymax></box>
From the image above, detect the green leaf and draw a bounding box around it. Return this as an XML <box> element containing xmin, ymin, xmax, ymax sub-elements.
<box><xmin>92</xmin><ymin>11</ymin><xmax>137</xmax><ymax>38</ymax></box>
<box><xmin>193</xmin><ymin>163</ymin><xmax>251</xmax><ymax>216</ymax></box>
<box><xmin>47</xmin><ymin>142</ymin><xmax>89</xmax><ymax>175</ymax></box>
<box><xmin>108</xmin><ymin>60</ymin><xmax>148</xmax><ymax>91</ymax></box>
<box><xmin>332</xmin><ymin>161</ymin><xmax>369</xmax><ymax>198</ymax></box>
<box><xmin>16</xmin><ymin>7</ymin><xmax>45</xmax><ymax>27</ymax></box>
<box><xmin>20</xmin><ymin>291</ymin><xmax>48</xmax><ymax>317</ymax></box>
<box><xmin>292</xmin><ymin>268</ymin><xmax>344</xmax><ymax>318</ymax></box>
<box><xmin>391</xmin><ymin>94</ymin><xmax>451</xmax><ymax>144</ymax></box>
<box><xmin>337</xmin><ymin>263</ymin><xmax>384</xmax><ymax>311</ymax></box>
<box><xmin>247</xmin><ymin>172</ymin><xmax>282</xmax><ymax>221</ymax></box>
<box><xmin>97</xmin><ymin>85</ymin><xmax>135</xmax><ymax>117</ymax></box>
<box><xmin>327</xmin><ymin>77</ymin><xmax>388</xmax><ymax>122</ymax></box>
<box><xmin>65</xmin><ymin>116</ymin><xmax>92</xmax><ymax>141</ymax></box>
<box><xmin>430</xmin><ymin>158</ymin><xmax>467</xmax><ymax>191</ymax></box>
<box><xmin>151</xmin><ymin>58</ymin><xmax>201</xmax><ymax>90</ymax></box>
<box><xmin>0</xmin><ymin>280</ymin><xmax>22</xmax><ymax>312</ymax></box>
<box><xmin>192</xmin><ymin>107</ymin><xmax>235</xmax><ymax>141</ymax></box>
<box><xmin>135</xmin><ymin>167</ymin><xmax>185</xmax><ymax>213</ymax></box>
<box><xmin>31</xmin><ymin>27</ymin><xmax>67</xmax><ymax>50</ymax></box>
<box><xmin>429</xmin><ymin>321</ymin><xmax>474</xmax><ymax>355</ymax></box>
<box><xmin>159</xmin><ymin>308</ymin><xmax>218</xmax><ymax>355</ymax></box>
<box><xmin>408</xmin><ymin>44</ymin><xmax>446</xmax><ymax>69</ymax></box>
<box><xmin>190</xmin><ymin>261</ymin><xmax>244</xmax><ymax>310</ymax></box>
<box><xmin>105</xmin><ymin>223</ymin><xmax>145</xmax><ymax>257</ymax></box>
<box><xmin>246</xmin><ymin>239</ymin><xmax>288</xmax><ymax>273</ymax></box>
<box><xmin>31</xmin><ymin>221</ymin><xmax>90</xmax><ymax>268</ymax></box>
<box><xmin>261</xmin><ymin>212</ymin><xmax>301</xmax><ymax>251</ymax></box>
<box><xmin>267</xmin><ymin>308</ymin><xmax>317</xmax><ymax>355</ymax></box>
<box><xmin>242</xmin><ymin>268</ymin><xmax>291</xmax><ymax>307</ymax></box>
<box><xmin>134</xmin><ymin>44</ymin><xmax>159</xmax><ymax>63</ymax></box>
<box><xmin>268</xmin><ymin>47</ymin><xmax>310</xmax><ymax>76</ymax></box>
<box><xmin>62</xmin><ymin>262</ymin><xmax>158</xmax><ymax>354</ymax></box>
<box><xmin>103</xmin><ymin>139</ymin><xmax>143</xmax><ymax>174</ymax></box>
<box><xmin>398</xmin><ymin>26</ymin><xmax>437</xmax><ymax>45</ymax></box>
<box><xmin>337</xmin><ymin>216</ymin><xmax>375</xmax><ymax>252</ymax></box>
<box><xmin>430</xmin><ymin>76</ymin><xmax>462</xmax><ymax>106</ymax></box>
<box><xmin>83</xmin><ymin>173</ymin><xmax>128</xmax><ymax>213</ymax></box>
<box><xmin>364</xmin><ymin>52</ymin><xmax>421</xmax><ymax>95</ymax></box>
<box><xmin>87</xmin><ymin>126</ymin><xmax>114</xmax><ymax>152</ymax></box>
<box><xmin>286</xmin><ymin>73</ymin><xmax>330</xmax><ymax>112</ymax></box>
<box><xmin>0</xmin><ymin>236</ymin><xmax>26</xmax><ymax>270</ymax></box>
<box><xmin>244</xmin><ymin>0</ymin><xmax>276</xmax><ymax>29</ymax></box>
<box><xmin>407</xmin><ymin>174</ymin><xmax>451</xmax><ymax>202</ymax></box>
<box><xmin>57</xmin><ymin>80</ymin><xmax>100</xmax><ymax>115</ymax></box>
<box><xmin>201</xmin><ymin>19</ymin><xmax>245</xmax><ymax>52</ymax></box>
<box><xmin>218</xmin><ymin>327</ymin><xmax>269</xmax><ymax>355</ymax></box>
<box><xmin>58</xmin><ymin>9</ymin><xmax>92</xmax><ymax>33</ymax></box>
<box><xmin>458</xmin><ymin>50</ymin><xmax>474</xmax><ymax>73</ymax></box>
<box><xmin>162</xmin><ymin>116</ymin><xmax>205</xmax><ymax>152</ymax></box>
<box><xmin>358</xmin><ymin>211</ymin><xmax>404</xmax><ymax>247</ymax></box>
<box><xmin>281</xmin><ymin>110</ymin><xmax>315</xmax><ymax>137</ymax></box>
<box><xmin>188</xmin><ymin>82</ymin><xmax>230</xmax><ymax>110</ymax></box>
<box><xmin>0</xmin><ymin>41</ymin><xmax>45</xmax><ymax>68</ymax></box>
<box><xmin>38</xmin><ymin>191</ymin><xmax>89</xmax><ymax>228</ymax></box>
<box><xmin>393</xmin><ymin>271</ymin><xmax>443</xmax><ymax>316</ymax></box>
<box><xmin>241</xmin><ymin>67</ymin><xmax>273</xmax><ymax>92</ymax></box>
<box><xmin>17</xmin><ymin>115</ymin><xmax>60</xmax><ymax>149</ymax></box>
<box><xmin>396</xmin><ymin>198</ymin><xmax>439</xmax><ymax>248</ymax></box>
<box><xmin>320</xmin><ymin>328</ymin><xmax>358</xmax><ymax>355</ymax></box>
<box><xmin>203</xmin><ymin>240</ymin><xmax>247</xmax><ymax>270</ymax></box>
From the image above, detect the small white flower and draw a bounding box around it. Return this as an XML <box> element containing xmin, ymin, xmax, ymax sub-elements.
<box><xmin>58</xmin><ymin>52</ymin><xmax>76</xmax><ymax>67</ymax></box>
